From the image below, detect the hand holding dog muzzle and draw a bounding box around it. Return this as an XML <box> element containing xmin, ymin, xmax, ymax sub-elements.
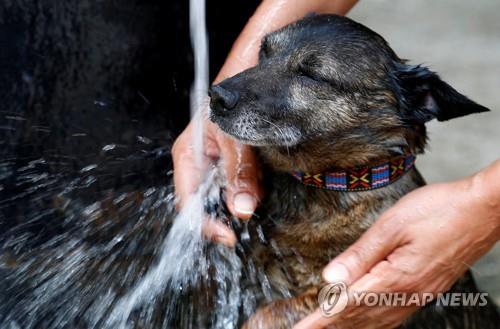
<box><xmin>172</xmin><ymin>118</ymin><xmax>263</xmax><ymax>246</ymax></box>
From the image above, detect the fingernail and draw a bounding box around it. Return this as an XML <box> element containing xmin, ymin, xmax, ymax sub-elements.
<box><xmin>323</xmin><ymin>263</ymin><xmax>350</xmax><ymax>283</ymax></box>
<box><xmin>233</xmin><ymin>193</ymin><xmax>257</xmax><ymax>215</ymax></box>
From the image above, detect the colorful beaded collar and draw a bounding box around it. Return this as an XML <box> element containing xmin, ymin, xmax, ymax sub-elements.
<box><xmin>291</xmin><ymin>154</ymin><xmax>416</xmax><ymax>192</ymax></box>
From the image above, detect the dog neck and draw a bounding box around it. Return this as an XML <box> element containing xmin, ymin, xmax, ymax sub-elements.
<box><xmin>253</xmin><ymin>146</ymin><xmax>425</xmax><ymax>254</ymax></box>
<box><xmin>257</xmin><ymin>158</ymin><xmax>424</xmax><ymax>240</ymax></box>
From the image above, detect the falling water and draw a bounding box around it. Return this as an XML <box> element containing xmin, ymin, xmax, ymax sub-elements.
<box><xmin>189</xmin><ymin>0</ymin><xmax>209</xmax><ymax>165</ymax></box>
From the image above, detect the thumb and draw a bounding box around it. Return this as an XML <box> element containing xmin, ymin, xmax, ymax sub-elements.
<box><xmin>217</xmin><ymin>132</ymin><xmax>262</xmax><ymax>219</ymax></box>
<box><xmin>322</xmin><ymin>214</ymin><xmax>402</xmax><ymax>285</ymax></box>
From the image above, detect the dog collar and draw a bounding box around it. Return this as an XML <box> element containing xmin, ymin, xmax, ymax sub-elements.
<box><xmin>291</xmin><ymin>154</ymin><xmax>416</xmax><ymax>192</ymax></box>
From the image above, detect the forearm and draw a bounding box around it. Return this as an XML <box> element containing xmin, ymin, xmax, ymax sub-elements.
<box><xmin>215</xmin><ymin>0</ymin><xmax>358</xmax><ymax>82</ymax></box>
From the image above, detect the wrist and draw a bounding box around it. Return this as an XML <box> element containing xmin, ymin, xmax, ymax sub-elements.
<box><xmin>468</xmin><ymin>160</ymin><xmax>500</xmax><ymax>238</ymax></box>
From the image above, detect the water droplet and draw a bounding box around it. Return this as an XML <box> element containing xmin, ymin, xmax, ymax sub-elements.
<box><xmin>102</xmin><ymin>144</ymin><xmax>116</xmax><ymax>151</ymax></box>
<box><xmin>80</xmin><ymin>164</ymin><xmax>98</xmax><ymax>173</ymax></box>
<box><xmin>94</xmin><ymin>100</ymin><xmax>108</xmax><ymax>107</ymax></box>
<box><xmin>137</xmin><ymin>136</ymin><xmax>152</xmax><ymax>144</ymax></box>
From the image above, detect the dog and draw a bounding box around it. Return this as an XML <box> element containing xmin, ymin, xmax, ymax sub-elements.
<box><xmin>209</xmin><ymin>14</ymin><xmax>499</xmax><ymax>328</ymax></box>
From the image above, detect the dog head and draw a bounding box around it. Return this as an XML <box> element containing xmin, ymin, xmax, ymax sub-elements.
<box><xmin>209</xmin><ymin>14</ymin><xmax>489</xmax><ymax>172</ymax></box>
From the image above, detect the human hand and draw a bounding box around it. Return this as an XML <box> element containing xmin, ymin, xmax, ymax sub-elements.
<box><xmin>295</xmin><ymin>162</ymin><xmax>500</xmax><ymax>329</ymax></box>
<box><xmin>172</xmin><ymin>117</ymin><xmax>262</xmax><ymax>246</ymax></box>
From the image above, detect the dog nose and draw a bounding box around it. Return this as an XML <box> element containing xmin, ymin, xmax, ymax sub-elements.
<box><xmin>209</xmin><ymin>85</ymin><xmax>239</xmax><ymax>113</ymax></box>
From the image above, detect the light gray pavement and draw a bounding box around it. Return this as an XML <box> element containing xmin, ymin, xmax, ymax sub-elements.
<box><xmin>349</xmin><ymin>0</ymin><xmax>500</xmax><ymax>303</ymax></box>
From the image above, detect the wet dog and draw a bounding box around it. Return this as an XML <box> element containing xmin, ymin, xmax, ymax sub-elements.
<box><xmin>209</xmin><ymin>14</ymin><xmax>499</xmax><ymax>328</ymax></box>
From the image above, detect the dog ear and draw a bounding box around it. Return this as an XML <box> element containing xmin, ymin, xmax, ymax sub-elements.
<box><xmin>395</xmin><ymin>64</ymin><xmax>490</xmax><ymax>122</ymax></box>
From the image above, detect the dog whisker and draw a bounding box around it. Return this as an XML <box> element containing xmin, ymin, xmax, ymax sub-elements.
<box><xmin>261</xmin><ymin>118</ymin><xmax>291</xmax><ymax>156</ymax></box>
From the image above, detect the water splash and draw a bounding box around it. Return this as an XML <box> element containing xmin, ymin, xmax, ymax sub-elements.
<box><xmin>107</xmin><ymin>168</ymin><xmax>242</xmax><ymax>329</ymax></box>
<box><xmin>0</xmin><ymin>162</ymin><xmax>246</xmax><ymax>328</ymax></box>
<box><xmin>0</xmin><ymin>0</ymin><xmax>253</xmax><ymax>328</ymax></box>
